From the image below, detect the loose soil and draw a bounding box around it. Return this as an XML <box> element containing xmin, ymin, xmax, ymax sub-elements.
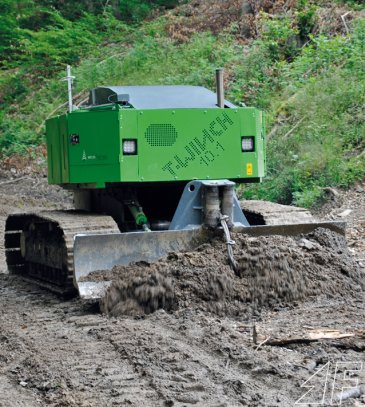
<box><xmin>99</xmin><ymin>229</ymin><xmax>363</xmax><ymax>318</ymax></box>
<box><xmin>1</xmin><ymin>171</ymin><xmax>365</xmax><ymax>407</ymax></box>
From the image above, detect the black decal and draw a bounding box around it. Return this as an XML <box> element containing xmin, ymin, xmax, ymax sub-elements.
<box><xmin>200</xmin><ymin>156</ymin><xmax>209</xmax><ymax>166</ymax></box>
<box><xmin>205</xmin><ymin>151</ymin><xmax>215</xmax><ymax>162</ymax></box>
<box><xmin>216</xmin><ymin>112</ymin><xmax>234</xmax><ymax>130</ymax></box>
<box><xmin>209</xmin><ymin>121</ymin><xmax>223</xmax><ymax>137</ymax></box>
<box><xmin>162</xmin><ymin>161</ymin><xmax>177</xmax><ymax>177</ymax></box>
<box><xmin>216</xmin><ymin>141</ymin><xmax>225</xmax><ymax>151</ymax></box>
<box><xmin>194</xmin><ymin>130</ymin><xmax>214</xmax><ymax>152</ymax></box>
<box><xmin>189</xmin><ymin>140</ymin><xmax>201</xmax><ymax>156</ymax></box>
<box><xmin>163</xmin><ymin>112</ymin><xmax>233</xmax><ymax>174</ymax></box>
<box><xmin>173</xmin><ymin>145</ymin><xmax>196</xmax><ymax>169</ymax></box>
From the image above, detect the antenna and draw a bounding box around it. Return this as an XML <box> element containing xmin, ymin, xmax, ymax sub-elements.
<box><xmin>61</xmin><ymin>65</ymin><xmax>75</xmax><ymax>113</ymax></box>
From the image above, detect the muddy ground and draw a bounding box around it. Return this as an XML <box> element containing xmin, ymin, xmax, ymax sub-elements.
<box><xmin>0</xmin><ymin>170</ymin><xmax>365</xmax><ymax>407</ymax></box>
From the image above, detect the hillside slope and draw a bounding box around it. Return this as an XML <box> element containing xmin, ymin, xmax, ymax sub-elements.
<box><xmin>0</xmin><ymin>0</ymin><xmax>364</xmax><ymax>207</ymax></box>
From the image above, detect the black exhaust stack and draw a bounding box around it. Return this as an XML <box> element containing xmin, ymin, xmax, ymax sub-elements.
<box><xmin>216</xmin><ymin>68</ymin><xmax>225</xmax><ymax>108</ymax></box>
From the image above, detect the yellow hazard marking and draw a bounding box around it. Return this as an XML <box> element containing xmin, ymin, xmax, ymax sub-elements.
<box><xmin>246</xmin><ymin>163</ymin><xmax>253</xmax><ymax>176</ymax></box>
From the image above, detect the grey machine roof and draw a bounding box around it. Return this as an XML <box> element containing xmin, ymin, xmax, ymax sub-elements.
<box><xmin>89</xmin><ymin>85</ymin><xmax>236</xmax><ymax>109</ymax></box>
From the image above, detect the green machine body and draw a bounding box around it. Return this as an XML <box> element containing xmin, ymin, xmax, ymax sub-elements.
<box><xmin>46</xmin><ymin>85</ymin><xmax>266</xmax><ymax>189</ymax></box>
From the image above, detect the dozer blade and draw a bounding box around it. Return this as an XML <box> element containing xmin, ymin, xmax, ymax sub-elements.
<box><xmin>73</xmin><ymin>229</ymin><xmax>207</xmax><ymax>299</ymax></box>
<box><xmin>234</xmin><ymin>220</ymin><xmax>346</xmax><ymax>237</ymax></box>
<box><xmin>73</xmin><ymin>220</ymin><xmax>345</xmax><ymax>300</ymax></box>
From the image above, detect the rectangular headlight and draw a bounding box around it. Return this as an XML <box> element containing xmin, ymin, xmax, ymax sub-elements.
<box><xmin>122</xmin><ymin>139</ymin><xmax>137</xmax><ymax>155</ymax></box>
<box><xmin>241</xmin><ymin>136</ymin><xmax>255</xmax><ymax>152</ymax></box>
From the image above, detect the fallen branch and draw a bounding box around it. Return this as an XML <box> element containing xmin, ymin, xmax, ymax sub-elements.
<box><xmin>76</xmin><ymin>97</ymin><xmax>89</xmax><ymax>108</ymax></box>
<box><xmin>255</xmin><ymin>336</ymin><xmax>271</xmax><ymax>352</ymax></box>
<box><xmin>262</xmin><ymin>329</ymin><xmax>358</xmax><ymax>347</ymax></box>
<box><xmin>36</xmin><ymin>89</ymin><xmax>87</xmax><ymax>133</ymax></box>
<box><xmin>266</xmin><ymin>124</ymin><xmax>280</xmax><ymax>141</ymax></box>
<box><xmin>103</xmin><ymin>0</ymin><xmax>110</xmax><ymax>14</ymax></box>
<box><xmin>341</xmin><ymin>12</ymin><xmax>351</xmax><ymax>35</ymax></box>
<box><xmin>282</xmin><ymin>117</ymin><xmax>306</xmax><ymax>141</ymax></box>
<box><xmin>252</xmin><ymin>321</ymin><xmax>257</xmax><ymax>344</ymax></box>
<box><xmin>322</xmin><ymin>187</ymin><xmax>340</xmax><ymax>198</ymax></box>
<box><xmin>96</xmin><ymin>52</ymin><xmax>127</xmax><ymax>66</ymax></box>
<box><xmin>0</xmin><ymin>176</ymin><xmax>29</xmax><ymax>186</ymax></box>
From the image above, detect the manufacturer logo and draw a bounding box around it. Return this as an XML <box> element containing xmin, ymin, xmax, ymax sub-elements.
<box><xmin>162</xmin><ymin>112</ymin><xmax>234</xmax><ymax>177</ymax></box>
<box><xmin>81</xmin><ymin>150</ymin><xmax>97</xmax><ymax>161</ymax></box>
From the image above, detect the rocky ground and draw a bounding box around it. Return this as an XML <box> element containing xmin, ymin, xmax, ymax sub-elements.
<box><xmin>0</xmin><ymin>170</ymin><xmax>365</xmax><ymax>407</ymax></box>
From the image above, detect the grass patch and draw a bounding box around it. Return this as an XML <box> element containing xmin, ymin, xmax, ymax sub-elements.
<box><xmin>1</xmin><ymin>2</ymin><xmax>364</xmax><ymax>208</ymax></box>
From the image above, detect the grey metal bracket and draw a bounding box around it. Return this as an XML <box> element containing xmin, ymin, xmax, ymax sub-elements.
<box><xmin>169</xmin><ymin>180</ymin><xmax>249</xmax><ymax>230</ymax></box>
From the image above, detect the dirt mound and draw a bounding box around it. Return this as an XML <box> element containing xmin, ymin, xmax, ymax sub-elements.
<box><xmin>99</xmin><ymin>228</ymin><xmax>364</xmax><ymax>317</ymax></box>
<box><xmin>100</xmin><ymin>269</ymin><xmax>175</xmax><ymax>317</ymax></box>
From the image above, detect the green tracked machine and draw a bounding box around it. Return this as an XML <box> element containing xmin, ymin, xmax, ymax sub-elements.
<box><xmin>5</xmin><ymin>69</ymin><xmax>344</xmax><ymax>299</ymax></box>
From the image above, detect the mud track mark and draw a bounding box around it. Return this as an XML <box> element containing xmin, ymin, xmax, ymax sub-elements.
<box><xmin>0</xmin><ymin>275</ymin><xmax>160</xmax><ymax>406</ymax></box>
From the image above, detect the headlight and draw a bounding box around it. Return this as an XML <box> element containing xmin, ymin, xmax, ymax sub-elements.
<box><xmin>241</xmin><ymin>136</ymin><xmax>255</xmax><ymax>152</ymax></box>
<box><xmin>122</xmin><ymin>139</ymin><xmax>137</xmax><ymax>155</ymax></box>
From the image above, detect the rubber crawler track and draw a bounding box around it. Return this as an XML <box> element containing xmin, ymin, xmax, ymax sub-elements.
<box><xmin>4</xmin><ymin>210</ymin><xmax>119</xmax><ymax>296</ymax></box>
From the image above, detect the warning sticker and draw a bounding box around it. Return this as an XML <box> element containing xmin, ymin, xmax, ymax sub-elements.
<box><xmin>246</xmin><ymin>163</ymin><xmax>253</xmax><ymax>176</ymax></box>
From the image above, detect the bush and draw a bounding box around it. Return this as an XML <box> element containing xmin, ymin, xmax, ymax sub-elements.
<box><xmin>242</xmin><ymin>19</ymin><xmax>365</xmax><ymax>207</ymax></box>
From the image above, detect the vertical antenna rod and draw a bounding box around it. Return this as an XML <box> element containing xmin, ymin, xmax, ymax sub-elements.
<box><xmin>216</xmin><ymin>68</ymin><xmax>225</xmax><ymax>108</ymax></box>
<box><xmin>66</xmin><ymin>65</ymin><xmax>74</xmax><ymax>113</ymax></box>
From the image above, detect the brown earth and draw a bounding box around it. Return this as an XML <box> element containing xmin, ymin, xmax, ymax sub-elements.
<box><xmin>1</xmin><ymin>171</ymin><xmax>365</xmax><ymax>406</ymax></box>
<box><xmin>99</xmin><ymin>229</ymin><xmax>363</xmax><ymax>318</ymax></box>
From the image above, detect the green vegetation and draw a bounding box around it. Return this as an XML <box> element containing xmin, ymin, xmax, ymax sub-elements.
<box><xmin>0</xmin><ymin>0</ymin><xmax>182</xmax><ymax>71</ymax></box>
<box><xmin>0</xmin><ymin>0</ymin><xmax>181</xmax><ymax>151</ymax></box>
<box><xmin>242</xmin><ymin>19</ymin><xmax>365</xmax><ymax>207</ymax></box>
<box><xmin>1</xmin><ymin>0</ymin><xmax>364</xmax><ymax>208</ymax></box>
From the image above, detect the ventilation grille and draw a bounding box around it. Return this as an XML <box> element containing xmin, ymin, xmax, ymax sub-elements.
<box><xmin>145</xmin><ymin>124</ymin><xmax>178</xmax><ymax>147</ymax></box>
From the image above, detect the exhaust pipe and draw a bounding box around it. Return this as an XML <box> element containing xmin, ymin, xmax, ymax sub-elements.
<box><xmin>216</xmin><ymin>68</ymin><xmax>225</xmax><ymax>108</ymax></box>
